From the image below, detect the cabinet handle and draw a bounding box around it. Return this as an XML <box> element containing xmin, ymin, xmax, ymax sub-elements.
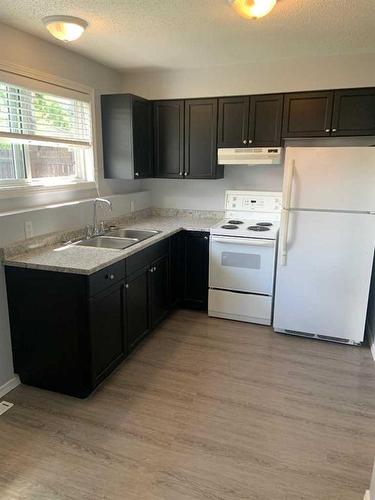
<box><xmin>125</xmin><ymin>283</ymin><xmax>129</xmax><ymax>289</ymax></box>
<box><xmin>150</xmin><ymin>268</ymin><xmax>154</xmax><ymax>273</ymax></box>
<box><xmin>179</xmin><ymin>172</ymin><xmax>183</xmax><ymax>176</ymax></box>
<box><xmin>183</xmin><ymin>172</ymin><xmax>188</xmax><ymax>176</ymax></box>
<box><xmin>332</xmin><ymin>128</ymin><xmax>337</xmax><ymax>132</ymax></box>
<box><xmin>242</xmin><ymin>140</ymin><xmax>247</xmax><ymax>144</ymax></box>
<box><xmin>204</xmin><ymin>236</ymin><xmax>209</xmax><ymax>240</ymax></box>
<box><xmin>325</xmin><ymin>129</ymin><xmax>330</xmax><ymax>133</ymax></box>
<box><xmin>106</xmin><ymin>273</ymin><xmax>115</xmax><ymax>280</ymax></box>
<box><xmin>248</xmin><ymin>139</ymin><xmax>253</xmax><ymax>144</ymax></box>
<box><xmin>135</xmin><ymin>172</ymin><xmax>139</xmax><ymax>177</ymax></box>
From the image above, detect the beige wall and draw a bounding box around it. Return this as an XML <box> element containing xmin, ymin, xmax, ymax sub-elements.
<box><xmin>122</xmin><ymin>52</ymin><xmax>375</xmax><ymax>100</ymax></box>
<box><xmin>0</xmin><ymin>22</ymin><xmax>142</xmax><ymax>208</ymax></box>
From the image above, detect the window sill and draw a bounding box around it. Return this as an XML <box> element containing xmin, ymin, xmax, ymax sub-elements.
<box><xmin>0</xmin><ymin>181</ymin><xmax>97</xmax><ymax>200</ymax></box>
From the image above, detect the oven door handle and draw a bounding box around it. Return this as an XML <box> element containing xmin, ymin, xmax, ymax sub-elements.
<box><xmin>211</xmin><ymin>236</ymin><xmax>275</xmax><ymax>247</ymax></box>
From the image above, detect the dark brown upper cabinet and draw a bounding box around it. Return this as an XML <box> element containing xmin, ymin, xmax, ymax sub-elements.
<box><xmin>184</xmin><ymin>98</ymin><xmax>223</xmax><ymax>179</ymax></box>
<box><xmin>331</xmin><ymin>88</ymin><xmax>375</xmax><ymax>136</ymax></box>
<box><xmin>282</xmin><ymin>91</ymin><xmax>334</xmax><ymax>138</ymax></box>
<box><xmin>218</xmin><ymin>94</ymin><xmax>283</xmax><ymax>148</ymax></box>
<box><xmin>153</xmin><ymin>100</ymin><xmax>184</xmax><ymax>178</ymax></box>
<box><xmin>218</xmin><ymin>96</ymin><xmax>250</xmax><ymax>147</ymax></box>
<box><xmin>248</xmin><ymin>94</ymin><xmax>283</xmax><ymax>147</ymax></box>
<box><xmin>101</xmin><ymin>94</ymin><xmax>152</xmax><ymax>180</ymax></box>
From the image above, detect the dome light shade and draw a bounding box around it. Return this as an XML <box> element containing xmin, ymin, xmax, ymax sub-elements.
<box><xmin>43</xmin><ymin>16</ymin><xmax>88</xmax><ymax>42</ymax></box>
<box><xmin>229</xmin><ymin>0</ymin><xmax>277</xmax><ymax>19</ymax></box>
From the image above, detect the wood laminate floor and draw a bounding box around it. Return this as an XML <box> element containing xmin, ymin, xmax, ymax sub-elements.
<box><xmin>1</xmin><ymin>310</ymin><xmax>375</xmax><ymax>500</ymax></box>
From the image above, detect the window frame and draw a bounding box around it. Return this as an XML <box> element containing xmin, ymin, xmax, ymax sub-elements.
<box><xmin>0</xmin><ymin>64</ymin><xmax>97</xmax><ymax>197</ymax></box>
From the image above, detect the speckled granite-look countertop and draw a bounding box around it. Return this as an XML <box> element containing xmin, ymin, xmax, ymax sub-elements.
<box><xmin>3</xmin><ymin>215</ymin><xmax>220</xmax><ymax>275</ymax></box>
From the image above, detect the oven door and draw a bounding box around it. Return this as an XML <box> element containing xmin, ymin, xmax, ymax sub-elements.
<box><xmin>209</xmin><ymin>236</ymin><xmax>276</xmax><ymax>295</ymax></box>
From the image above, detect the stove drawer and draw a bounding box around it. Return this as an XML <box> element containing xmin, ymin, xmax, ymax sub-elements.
<box><xmin>208</xmin><ymin>289</ymin><xmax>272</xmax><ymax>325</ymax></box>
<box><xmin>209</xmin><ymin>236</ymin><xmax>276</xmax><ymax>295</ymax></box>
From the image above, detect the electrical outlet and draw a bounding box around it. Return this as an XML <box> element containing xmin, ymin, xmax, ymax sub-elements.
<box><xmin>0</xmin><ymin>401</ymin><xmax>13</xmax><ymax>416</ymax></box>
<box><xmin>24</xmin><ymin>221</ymin><xmax>34</xmax><ymax>239</ymax></box>
<box><xmin>130</xmin><ymin>201</ymin><xmax>135</xmax><ymax>213</ymax></box>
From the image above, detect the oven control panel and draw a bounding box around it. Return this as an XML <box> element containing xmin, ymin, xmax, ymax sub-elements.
<box><xmin>225</xmin><ymin>191</ymin><xmax>282</xmax><ymax>214</ymax></box>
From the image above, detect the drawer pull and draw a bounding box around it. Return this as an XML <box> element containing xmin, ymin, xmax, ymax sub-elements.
<box><xmin>106</xmin><ymin>273</ymin><xmax>115</xmax><ymax>280</ymax></box>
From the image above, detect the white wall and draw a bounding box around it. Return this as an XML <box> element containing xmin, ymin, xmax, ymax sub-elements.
<box><xmin>123</xmin><ymin>52</ymin><xmax>375</xmax><ymax>211</ymax></box>
<box><xmin>143</xmin><ymin>165</ymin><xmax>283</xmax><ymax>210</ymax></box>
<box><xmin>0</xmin><ymin>23</ymin><xmax>144</xmax><ymax>392</ymax></box>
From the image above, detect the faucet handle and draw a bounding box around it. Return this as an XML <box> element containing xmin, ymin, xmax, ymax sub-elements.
<box><xmin>99</xmin><ymin>221</ymin><xmax>106</xmax><ymax>234</ymax></box>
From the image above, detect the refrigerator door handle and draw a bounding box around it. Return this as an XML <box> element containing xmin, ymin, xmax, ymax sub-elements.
<box><xmin>281</xmin><ymin>159</ymin><xmax>295</xmax><ymax>265</ymax></box>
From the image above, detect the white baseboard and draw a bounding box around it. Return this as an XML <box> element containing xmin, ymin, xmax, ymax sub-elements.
<box><xmin>0</xmin><ymin>375</ymin><xmax>20</xmax><ymax>398</ymax></box>
<box><xmin>367</xmin><ymin>321</ymin><xmax>375</xmax><ymax>362</ymax></box>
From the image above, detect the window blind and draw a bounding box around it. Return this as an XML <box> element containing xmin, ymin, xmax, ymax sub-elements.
<box><xmin>0</xmin><ymin>81</ymin><xmax>92</xmax><ymax>147</ymax></box>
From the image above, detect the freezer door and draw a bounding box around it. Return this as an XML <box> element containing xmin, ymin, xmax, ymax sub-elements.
<box><xmin>284</xmin><ymin>147</ymin><xmax>375</xmax><ymax>212</ymax></box>
<box><xmin>274</xmin><ymin>210</ymin><xmax>375</xmax><ymax>343</ymax></box>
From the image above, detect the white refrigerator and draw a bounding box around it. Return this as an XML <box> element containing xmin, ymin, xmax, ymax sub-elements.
<box><xmin>273</xmin><ymin>147</ymin><xmax>375</xmax><ymax>344</ymax></box>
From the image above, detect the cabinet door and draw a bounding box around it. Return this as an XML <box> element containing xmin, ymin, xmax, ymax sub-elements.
<box><xmin>218</xmin><ymin>96</ymin><xmax>249</xmax><ymax>147</ymax></box>
<box><xmin>169</xmin><ymin>232</ymin><xmax>184</xmax><ymax>307</ymax></box>
<box><xmin>331</xmin><ymin>88</ymin><xmax>375</xmax><ymax>136</ymax></box>
<box><xmin>282</xmin><ymin>91</ymin><xmax>334</xmax><ymax>138</ymax></box>
<box><xmin>150</xmin><ymin>255</ymin><xmax>169</xmax><ymax>328</ymax></box>
<box><xmin>101</xmin><ymin>94</ymin><xmax>152</xmax><ymax>180</ymax></box>
<box><xmin>249</xmin><ymin>94</ymin><xmax>283</xmax><ymax>146</ymax></box>
<box><xmin>89</xmin><ymin>282</ymin><xmax>126</xmax><ymax>385</ymax></box>
<box><xmin>183</xmin><ymin>231</ymin><xmax>209</xmax><ymax>310</ymax></box>
<box><xmin>153</xmin><ymin>100</ymin><xmax>184</xmax><ymax>178</ymax></box>
<box><xmin>184</xmin><ymin>99</ymin><xmax>223</xmax><ymax>179</ymax></box>
<box><xmin>133</xmin><ymin>98</ymin><xmax>153</xmax><ymax>178</ymax></box>
<box><xmin>126</xmin><ymin>267</ymin><xmax>150</xmax><ymax>350</ymax></box>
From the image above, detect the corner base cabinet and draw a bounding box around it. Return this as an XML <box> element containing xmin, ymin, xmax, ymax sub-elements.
<box><xmin>5</xmin><ymin>232</ymin><xmax>210</xmax><ymax>398</ymax></box>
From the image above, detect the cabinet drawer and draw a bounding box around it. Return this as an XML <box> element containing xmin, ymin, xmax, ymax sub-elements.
<box><xmin>88</xmin><ymin>260</ymin><xmax>126</xmax><ymax>296</ymax></box>
<box><xmin>127</xmin><ymin>239</ymin><xmax>169</xmax><ymax>276</ymax></box>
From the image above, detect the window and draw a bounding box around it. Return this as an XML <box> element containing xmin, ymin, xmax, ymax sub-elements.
<box><xmin>0</xmin><ymin>77</ymin><xmax>94</xmax><ymax>190</ymax></box>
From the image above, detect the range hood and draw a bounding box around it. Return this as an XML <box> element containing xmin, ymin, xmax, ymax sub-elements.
<box><xmin>218</xmin><ymin>147</ymin><xmax>282</xmax><ymax>165</ymax></box>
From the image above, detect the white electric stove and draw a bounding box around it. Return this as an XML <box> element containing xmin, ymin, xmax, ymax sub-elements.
<box><xmin>208</xmin><ymin>190</ymin><xmax>282</xmax><ymax>325</ymax></box>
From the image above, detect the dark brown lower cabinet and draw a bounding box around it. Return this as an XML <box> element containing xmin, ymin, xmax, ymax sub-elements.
<box><xmin>5</xmin><ymin>264</ymin><xmax>127</xmax><ymax>398</ymax></box>
<box><xmin>126</xmin><ymin>253</ymin><xmax>169</xmax><ymax>352</ymax></box>
<box><xmin>126</xmin><ymin>267</ymin><xmax>150</xmax><ymax>350</ymax></box>
<box><xmin>150</xmin><ymin>255</ymin><xmax>169</xmax><ymax>327</ymax></box>
<box><xmin>5</xmin><ymin>232</ymin><xmax>210</xmax><ymax>398</ymax></box>
<box><xmin>182</xmin><ymin>231</ymin><xmax>210</xmax><ymax>310</ymax></box>
<box><xmin>90</xmin><ymin>282</ymin><xmax>126</xmax><ymax>386</ymax></box>
<box><xmin>169</xmin><ymin>232</ymin><xmax>184</xmax><ymax>307</ymax></box>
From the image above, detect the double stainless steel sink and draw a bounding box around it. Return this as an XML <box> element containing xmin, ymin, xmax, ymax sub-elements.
<box><xmin>75</xmin><ymin>229</ymin><xmax>161</xmax><ymax>250</ymax></box>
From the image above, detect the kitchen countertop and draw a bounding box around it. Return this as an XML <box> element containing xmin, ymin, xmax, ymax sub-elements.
<box><xmin>3</xmin><ymin>215</ymin><xmax>219</xmax><ymax>275</ymax></box>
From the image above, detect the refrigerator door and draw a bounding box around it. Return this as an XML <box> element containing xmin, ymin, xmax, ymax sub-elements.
<box><xmin>274</xmin><ymin>210</ymin><xmax>375</xmax><ymax>343</ymax></box>
<box><xmin>284</xmin><ymin>147</ymin><xmax>375</xmax><ymax>212</ymax></box>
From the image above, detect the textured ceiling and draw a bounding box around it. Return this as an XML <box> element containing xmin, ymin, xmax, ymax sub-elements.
<box><xmin>1</xmin><ymin>0</ymin><xmax>375</xmax><ymax>71</ymax></box>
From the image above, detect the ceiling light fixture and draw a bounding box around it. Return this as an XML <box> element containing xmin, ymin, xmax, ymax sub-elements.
<box><xmin>229</xmin><ymin>0</ymin><xmax>277</xmax><ymax>19</ymax></box>
<box><xmin>42</xmin><ymin>15</ymin><xmax>88</xmax><ymax>42</ymax></box>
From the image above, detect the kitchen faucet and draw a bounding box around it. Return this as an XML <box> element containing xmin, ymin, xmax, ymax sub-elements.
<box><xmin>90</xmin><ymin>198</ymin><xmax>112</xmax><ymax>237</ymax></box>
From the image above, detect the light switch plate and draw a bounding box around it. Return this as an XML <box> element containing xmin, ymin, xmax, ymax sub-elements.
<box><xmin>0</xmin><ymin>401</ymin><xmax>14</xmax><ymax>416</ymax></box>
